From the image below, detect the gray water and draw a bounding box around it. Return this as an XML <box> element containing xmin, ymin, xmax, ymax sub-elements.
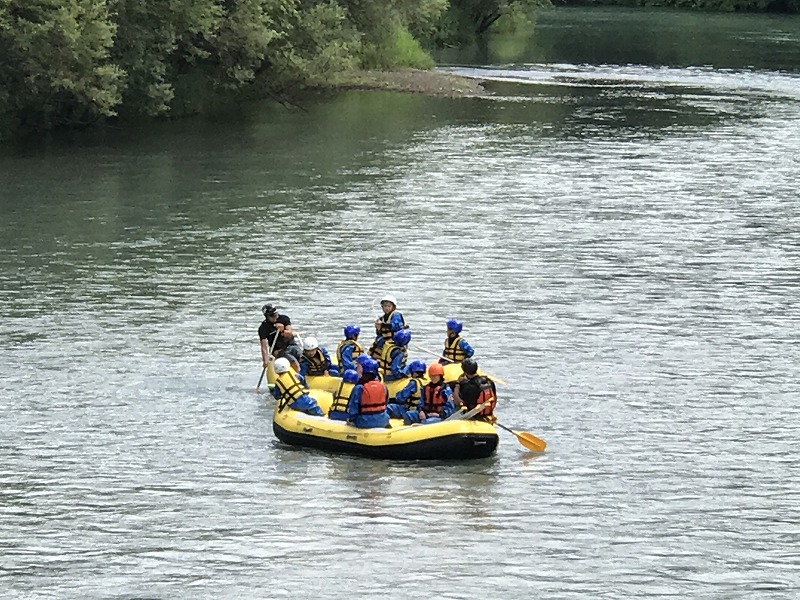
<box><xmin>2</xmin><ymin>7</ymin><xmax>800</xmax><ymax>599</ymax></box>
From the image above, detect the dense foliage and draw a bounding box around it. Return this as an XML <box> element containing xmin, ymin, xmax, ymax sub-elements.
<box><xmin>3</xmin><ymin>0</ymin><xmax>795</xmax><ymax>138</ymax></box>
<box><xmin>0</xmin><ymin>0</ymin><xmax>543</xmax><ymax>137</ymax></box>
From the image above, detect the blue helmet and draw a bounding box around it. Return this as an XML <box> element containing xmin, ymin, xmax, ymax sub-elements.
<box><xmin>393</xmin><ymin>329</ymin><xmax>411</xmax><ymax>346</ymax></box>
<box><xmin>362</xmin><ymin>358</ymin><xmax>380</xmax><ymax>374</ymax></box>
<box><xmin>344</xmin><ymin>324</ymin><xmax>361</xmax><ymax>339</ymax></box>
<box><xmin>408</xmin><ymin>359</ymin><xmax>426</xmax><ymax>374</ymax></box>
<box><xmin>446</xmin><ymin>318</ymin><xmax>463</xmax><ymax>334</ymax></box>
<box><xmin>356</xmin><ymin>354</ymin><xmax>372</xmax><ymax>366</ymax></box>
<box><xmin>342</xmin><ymin>369</ymin><xmax>359</xmax><ymax>384</ymax></box>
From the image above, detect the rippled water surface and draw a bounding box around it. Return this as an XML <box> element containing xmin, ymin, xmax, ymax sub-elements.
<box><xmin>2</xmin><ymin>7</ymin><xmax>800</xmax><ymax>599</ymax></box>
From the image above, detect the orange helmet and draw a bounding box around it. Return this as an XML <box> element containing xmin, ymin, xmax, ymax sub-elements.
<box><xmin>428</xmin><ymin>363</ymin><xmax>444</xmax><ymax>377</ymax></box>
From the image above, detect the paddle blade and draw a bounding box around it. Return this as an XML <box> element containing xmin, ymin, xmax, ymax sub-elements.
<box><xmin>514</xmin><ymin>430</ymin><xmax>546</xmax><ymax>452</ymax></box>
<box><xmin>490</xmin><ymin>374</ymin><xmax>509</xmax><ymax>386</ymax></box>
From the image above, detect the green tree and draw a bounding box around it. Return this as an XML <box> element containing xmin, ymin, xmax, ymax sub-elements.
<box><xmin>444</xmin><ymin>0</ymin><xmax>547</xmax><ymax>37</ymax></box>
<box><xmin>0</xmin><ymin>0</ymin><xmax>122</xmax><ymax>134</ymax></box>
<box><xmin>111</xmin><ymin>0</ymin><xmax>227</xmax><ymax>115</ymax></box>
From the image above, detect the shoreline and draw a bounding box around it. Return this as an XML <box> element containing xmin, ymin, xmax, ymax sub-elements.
<box><xmin>330</xmin><ymin>68</ymin><xmax>489</xmax><ymax>98</ymax></box>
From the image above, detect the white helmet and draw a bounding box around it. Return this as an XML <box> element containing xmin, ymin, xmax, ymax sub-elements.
<box><xmin>273</xmin><ymin>357</ymin><xmax>291</xmax><ymax>374</ymax></box>
<box><xmin>381</xmin><ymin>294</ymin><xmax>397</xmax><ymax>307</ymax></box>
<box><xmin>303</xmin><ymin>337</ymin><xmax>319</xmax><ymax>351</ymax></box>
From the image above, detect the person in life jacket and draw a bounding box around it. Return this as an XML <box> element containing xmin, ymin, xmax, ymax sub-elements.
<box><xmin>329</xmin><ymin>369</ymin><xmax>358</xmax><ymax>421</ymax></box>
<box><xmin>380</xmin><ymin>329</ymin><xmax>411</xmax><ymax>382</ymax></box>
<box><xmin>386</xmin><ymin>360</ymin><xmax>426</xmax><ymax>422</ymax></box>
<box><xmin>451</xmin><ymin>358</ymin><xmax>497</xmax><ymax>422</ymax></box>
<box><xmin>368</xmin><ymin>294</ymin><xmax>408</xmax><ymax>359</ymax></box>
<box><xmin>299</xmin><ymin>336</ymin><xmax>339</xmax><ymax>377</ymax></box>
<box><xmin>354</xmin><ymin>353</ymin><xmax>381</xmax><ymax>382</ymax></box>
<box><xmin>347</xmin><ymin>358</ymin><xmax>390</xmax><ymax>429</ymax></box>
<box><xmin>439</xmin><ymin>318</ymin><xmax>475</xmax><ymax>365</ymax></box>
<box><xmin>337</xmin><ymin>324</ymin><xmax>363</xmax><ymax>373</ymax></box>
<box><xmin>406</xmin><ymin>362</ymin><xmax>455</xmax><ymax>424</ymax></box>
<box><xmin>271</xmin><ymin>358</ymin><xmax>324</xmax><ymax>416</ymax></box>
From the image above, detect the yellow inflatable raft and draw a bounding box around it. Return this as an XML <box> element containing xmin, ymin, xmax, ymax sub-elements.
<box><xmin>272</xmin><ymin>389</ymin><xmax>499</xmax><ymax>460</ymax></box>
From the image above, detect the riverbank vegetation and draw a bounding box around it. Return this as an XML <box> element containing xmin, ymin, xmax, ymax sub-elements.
<box><xmin>0</xmin><ymin>0</ymin><xmax>542</xmax><ymax>139</ymax></box>
<box><xmin>2</xmin><ymin>0</ymin><xmax>798</xmax><ymax>140</ymax></box>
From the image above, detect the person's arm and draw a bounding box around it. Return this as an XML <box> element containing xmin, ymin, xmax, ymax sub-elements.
<box><xmin>394</xmin><ymin>380</ymin><xmax>414</xmax><ymax>404</ymax></box>
<box><xmin>459</xmin><ymin>338</ymin><xmax>475</xmax><ymax>358</ymax></box>
<box><xmin>321</xmin><ymin>348</ymin><xmax>332</xmax><ymax>375</ymax></box>
<box><xmin>347</xmin><ymin>386</ymin><xmax>362</xmax><ymax>417</ymax></box>
<box><xmin>390</xmin><ymin>350</ymin><xmax>406</xmax><ymax>379</ymax></box>
<box><xmin>299</xmin><ymin>358</ymin><xmax>308</xmax><ymax>377</ymax></box>
<box><xmin>390</xmin><ymin>313</ymin><xmax>404</xmax><ymax>333</ymax></box>
<box><xmin>439</xmin><ymin>387</ymin><xmax>455</xmax><ymax>419</ymax></box>
<box><xmin>451</xmin><ymin>382</ymin><xmax>462</xmax><ymax>408</ymax></box>
<box><xmin>340</xmin><ymin>345</ymin><xmax>354</xmax><ymax>371</ymax></box>
<box><xmin>260</xmin><ymin>338</ymin><xmax>269</xmax><ymax>367</ymax></box>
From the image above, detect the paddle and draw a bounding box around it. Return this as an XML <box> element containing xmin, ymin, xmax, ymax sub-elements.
<box><xmin>255</xmin><ymin>367</ymin><xmax>266</xmax><ymax>393</ymax></box>
<box><xmin>410</xmin><ymin>343</ymin><xmax>509</xmax><ymax>386</ymax></box>
<box><xmin>495</xmin><ymin>422</ymin><xmax>547</xmax><ymax>452</ymax></box>
<box><xmin>444</xmin><ymin>401</ymin><xmax>488</xmax><ymax>421</ymax></box>
<box><xmin>256</xmin><ymin>328</ymin><xmax>281</xmax><ymax>393</ymax></box>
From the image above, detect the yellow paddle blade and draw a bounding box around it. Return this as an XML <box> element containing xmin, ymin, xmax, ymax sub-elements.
<box><xmin>489</xmin><ymin>374</ymin><xmax>509</xmax><ymax>386</ymax></box>
<box><xmin>514</xmin><ymin>430</ymin><xmax>546</xmax><ymax>452</ymax></box>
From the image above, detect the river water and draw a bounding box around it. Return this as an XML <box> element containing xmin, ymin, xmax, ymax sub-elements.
<box><xmin>2</xmin><ymin>6</ymin><xmax>800</xmax><ymax>599</ymax></box>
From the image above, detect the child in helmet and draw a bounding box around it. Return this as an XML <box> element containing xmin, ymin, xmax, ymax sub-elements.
<box><xmin>406</xmin><ymin>362</ymin><xmax>455</xmax><ymax>424</ymax></box>
<box><xmin>299</xmin><ymin>336</ymin><xmax>339</xmax><ymax>377</ymax></box>
<box><xmin>337</xmin><ymin>324</ymin><xmax>363</xmax><ymax>373</ymax></box>
<box><xmin>386</xmin><ymin>360</ymin><xmax>426</xmax><ymax>423</ymax></box>
<box><xmin>329</xmin><ymin>369</ymin><xmax>359</xmax><ymax>421</ymax></box>
<box><xmin>272</xmin><ymin>357</ymin><xmax>324</xmax><ymax>416</ymax></box>
<box><xmin>368</xmin><ymin>294</ymin><xmax>408</xmax><ymax>360</ymax></box>
<box><xmin>347</xmin><ymin>358</ymin><xmax>390</xmax><ymax>429</ymax></box>
<box><xmin>380</xmin><ymin>329</ymin><xmax>411</xmax><ymax>382</ymax></box>
<box><xmin>440</xmin><ymin>318</ymin><xmax>474</xmax><ymax>365</ymax></box>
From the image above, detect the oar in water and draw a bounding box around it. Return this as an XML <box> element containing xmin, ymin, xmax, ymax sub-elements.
<box><xmin>256</xmin><ymin>329</ymin><xmax>281</xmax><ymax>393</ymax></box>
<box><xmin>410</xmin><ymin>343</ymin><xmax>509</xmax><ymax>386</ymax></box>
<box><xmin>495</xmin><ymin>422</ymin><xmax>546</xmax><ymax>452</ymax></box>
<box><xmin>255</xmin><ymin>367</ymin><xmax>266</xmax><ymax>393</ymax></box>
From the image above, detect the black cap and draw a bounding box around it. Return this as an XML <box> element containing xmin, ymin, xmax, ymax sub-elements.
<box><xmin>276</xmin><ymin>314</ymin><xmax>291</xmax><ymax>326</ymax></box>
<box><xmin>262</xmin><ymin>304</ymin><xmax>277</xmax><ymax>317</ymax></box>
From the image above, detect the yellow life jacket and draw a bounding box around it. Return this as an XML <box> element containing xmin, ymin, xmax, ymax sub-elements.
<box><xmin>378</xmin><ymin>310</ymin><xmax>406</xmax><ymax>341</ymax></box>
<box><xmin>336</xmin><ymin>339</ymin><xmax>363</xmax><ymax>366</ymax></box>
<box><xmin>330</xmin><ymin>380</ymin><xmax>355</xmax><ymax>413</ymax></box>
<box><xmin>400</xmin><ymin>378</ymin><xmax>423</xmax><ymax>410</ymax></box>
<box><xmin>443</xmin><ymin>335</ymin><xmax>468</xmax><ymax>363</ymax></box>
<box><xmin>379</xmin><ymin>341</ymin><xmax>407</xmax><ymax>375</ymax></box>
<box><xmin>275</xmin><ymin>371</ymin><xmax>306</xmax><ymax>410</ymax></box>
<box><xmin>302</xmin><ymin>348</ymin><xmax>328</xmax><ymax>375</ymax></box>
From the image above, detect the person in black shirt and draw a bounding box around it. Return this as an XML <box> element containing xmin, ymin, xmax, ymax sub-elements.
<box><xmin>452</xmin><ymin>358</ymin><xmax>497</xmax><ymax>422</ymax></box>
<box><xmin>258</xmin><ymin>304</ymin><xmax>280</xmax><ymax>368</ymax></box>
